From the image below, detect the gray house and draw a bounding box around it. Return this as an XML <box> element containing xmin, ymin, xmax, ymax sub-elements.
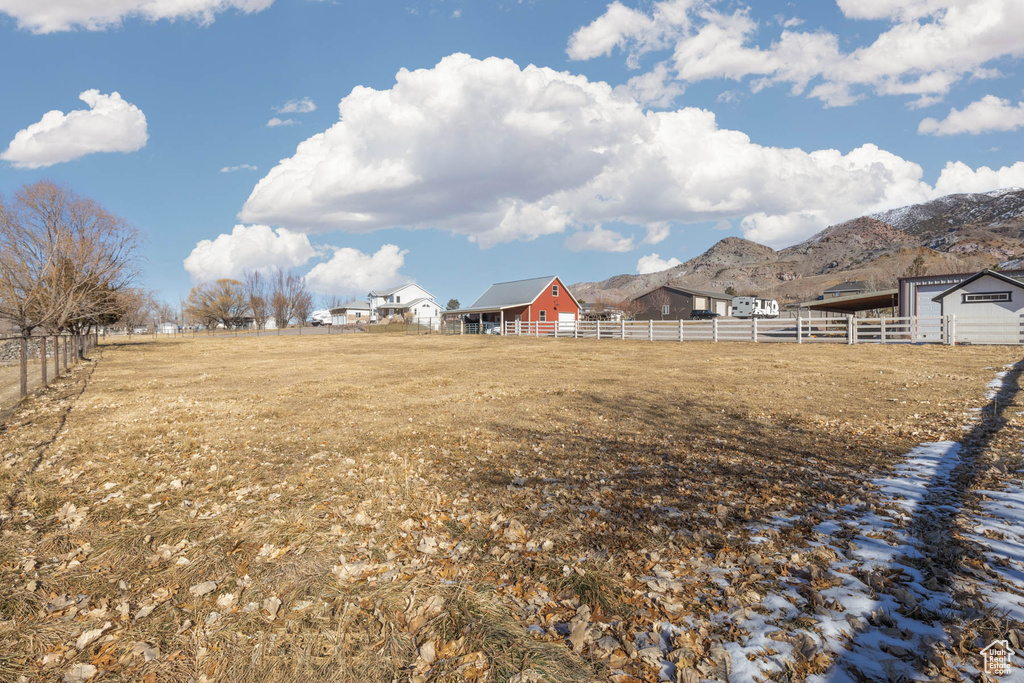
<box><xmin>822</xmin><ymin>281</ymin><xmax>867</xmax><ymax>298</ymax></box>
<box><xmin>631</xmin><ymin>285</ymin><xmax>732</xmax><ymax>320</ymax></box>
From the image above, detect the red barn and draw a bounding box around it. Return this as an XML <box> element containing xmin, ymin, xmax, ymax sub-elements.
<box><xmin>443</xmin><ymin>276</ymin><xmax>580</xmax><ymax>332</ymax></box>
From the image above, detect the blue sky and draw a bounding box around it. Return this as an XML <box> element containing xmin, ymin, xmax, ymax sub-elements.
<box><xmin>1</xmin><ymin>0</ymin><xmax>1023</xmax><ymax>308</ymax></box>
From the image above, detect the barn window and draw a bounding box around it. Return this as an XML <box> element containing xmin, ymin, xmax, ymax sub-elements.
<box><xmin>963</xmin><ymin>291</ymin><xmax>1011</xmax><ymax>303</ymax></box>
<box><xmin>552</xmin><ymin>284</ymin><xmax>559</xmax><ymax>297</ymax></box>
<box><xmin>539</xmin><ymin>311</ymin><xmax>547</xmax><ymax>321</ymax></box>
<box><xmin>662</xmin><ymin>304</ymin><xmax>670</xmax><ymax>315</ymax></box>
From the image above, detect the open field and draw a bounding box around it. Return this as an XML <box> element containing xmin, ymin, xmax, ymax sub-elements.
<box><xmin>0</xmin><ymin>335</ymin><xmax>1022</xmax><ymax>682</ymax></box>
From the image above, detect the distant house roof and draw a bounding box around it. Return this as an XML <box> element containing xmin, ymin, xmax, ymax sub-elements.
<box><xmin>931</xmin><ymin>269</ymin><xmax>1024</xmax><ymax>302</ymax></box>
<box><xmin>633</xmin><ymin>284</ymin><xmax>732</xmax><ymax>301</ymax></box>
<box><xmin>823</xmin><ymin>280</ymin><xmax>867</xmax><ymax>294</ymax></box>
<box><xmin>330</xmin><ymin>301</ymin><xmax>371</xmax><ymax>314</ymax></box>
<box><xmin>444</xmin><ymin>276</ymin><xmax>579</xmax><ymax>314</ymax></box>
<box><xmin>369</xmin><ymin>282</ymin><xmax>434</xmax><ymax>299</ymax></box>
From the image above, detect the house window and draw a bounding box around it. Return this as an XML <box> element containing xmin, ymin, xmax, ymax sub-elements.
<box><xmin>832</xmin><ymin>292</ymin><xmax>841</xmax><ymax>297</ymax></box>
<box><xmin>396</xmin><ymin>296</ymin><xmax>401</xmax><ymax>303</ymax></box>
<box><xmin>963</xmin><ymin>291</ymin><xmax>1011</xmax><ymax>303</ymax></box>
<box><xmin>662</xmin><ymin>304</ymin><xmax>670</xmax><ymax>315</ymax></box>
<box><xmin>355</xmin><ymin>312</ymin><xmax>361</xmax><ymax>318</ymax></box>
<box><xmin>389</xmin><ymin>296</ymin><xmax>394</xmax><ymax>303</ymax></box>
<box><xmin>552</xmin><ymin>284</ymin><xmax>559</xmax><ymax>297</ymax></box>
<box><xmin>539</xmin><ymin>311</ymin><xmax>547</xmax><ymax>321</ymax></box>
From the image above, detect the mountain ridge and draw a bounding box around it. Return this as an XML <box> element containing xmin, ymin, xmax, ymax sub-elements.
<box><xmin>572</xmin><ymin>188</ymin><xmax>1024</xmax><ymax>304</ymax></box>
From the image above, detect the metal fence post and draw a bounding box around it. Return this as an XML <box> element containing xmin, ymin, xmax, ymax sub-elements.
<box><xmin>752</xmin><ymin>317</ymin><xmax>758</xmax><ymax>343</ymax></box>
<box><xmin>648</xmin><ymin>319</ymin><xmax>653</xmax><ymax>342</ymax></box>
<box><xmin>713</xmin><ymin>317</ymin><xmax>718</xmax><ymax>342</ymax></box>
<box><xmin>679</xmin><ymin>319</ymin><xmax>683</xmax><ymax>342</ymax></box>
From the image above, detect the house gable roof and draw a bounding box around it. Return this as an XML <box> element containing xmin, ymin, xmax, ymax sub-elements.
<box><xmin>931</xmin><ymin>269</ymin><xmax>1024</xmax><ymax>302</ymax></box>
<box><xmin>369</xmin><ymin>282</ymin><xmax>434</xmax><ymax>299</ymax></box>
<box><xmin>633</xmin><ymin>284</ymin><xmax>731</xmax><ymax>301</ymax></box>
<box><xmin>823</xmin><ymin>280</ymin><xmax>867</xmax><ymax>293</ymax></box>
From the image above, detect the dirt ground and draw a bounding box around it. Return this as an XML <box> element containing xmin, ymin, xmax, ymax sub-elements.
<box><xmin>0</xmin><ymin>335</ymin><xmax>1019</xmax><ymax>682</ymax></box>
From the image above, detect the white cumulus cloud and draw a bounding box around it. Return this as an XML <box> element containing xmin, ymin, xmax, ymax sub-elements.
<box><xmin>266</xmin><ymin>117</ymin><xmax>297</xmax><ymax>127</ymax></box>
<box><xmin>564</xmin><ymin>225</ymin><xmax>635</xmax><ymax>252</ymax></box>
<box><xmin>933</xmin><ymin>161</ymin><xmax>1024</xmax><ymax>196</ymax></box>
<box><xmin>274</xmin><ymin>97</ymin><xmax>316</xmax><ymax>114</ymax></box>
<box><xmin>0</xmin><ymin>0</ymin><xmax>274</xmax><ymax>33</ymax></box>
<box><xmin>238</xmin><ymin>53</ymin><xmax>1019</xmax><ymax>250</ymax></box>
<box><xmin>304</xmin><ymin>244</ymin><xmax>408</xmax><ymax>294</ymax></box>
<box><xmin>919</xmin><ymin>95</ymin><xmax>1024</xmax><ymax>135</ymax></box>
<box><xmin>569</xmin><ymin>0</ymin><xmax>1024</xmax><ymax>108</ymax></box>
<box><xmin>183</xmin><ymin>224</ymin><xmax>316</xmax><ymax>282</ymax></box>
<box><xmin>1</xmin><ymin>90</ymin><xmax>148</xmax><ymax>169</ymax></box>
<box><xmin>637</xmin><ymin>253</ymin><xmax>682</xmax><ymax>274</ymax></box>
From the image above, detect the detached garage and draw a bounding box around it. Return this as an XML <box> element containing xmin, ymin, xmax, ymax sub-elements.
<box><xmin>933</xmin><ymin>269</ymin><xmax>1024</xmax><ymax>344</ymax></box>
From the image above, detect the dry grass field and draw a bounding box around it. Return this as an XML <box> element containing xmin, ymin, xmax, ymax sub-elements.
<box><xmin>0</xmin><ymin>335</ymin><xmax>1020</xmax><ymax>682</ymax></box>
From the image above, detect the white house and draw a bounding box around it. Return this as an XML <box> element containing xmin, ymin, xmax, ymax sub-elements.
<box><xmin>330</xmin><ymin>301</ymin><xmax>371</xmax><ymax>325</ymax></box>
<box><xmin>932</xmin><ymin>269</ymin><xmax>1024</xmax><ymax>344</ymax></box>
<box><xmin>368</xmin><ymin>283</ymin><xmax>442</xmax><ymax>327</ymax></box>
<box><xmin>156</xmin><ymin>322</ymin><xmax>178</xmax><ymax>334</ymax></box>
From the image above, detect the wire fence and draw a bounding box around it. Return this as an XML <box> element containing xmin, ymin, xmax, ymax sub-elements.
<box><xmin>0</xmin><ymin>332</ymin><xmax>98</xmax><ymax>415</ymax></box>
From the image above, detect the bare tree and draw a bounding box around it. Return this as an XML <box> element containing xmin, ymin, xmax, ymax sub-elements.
<box><xmin>617</xmin><ymin>297</ymin><xmax>644</xmax><ymax>321</ymax></box>
<box><xmin>270</xmin><ymin>270</ymin><xmax>293</xmax><ymax>329</ymax></box>
<box><xmin>0</xmin><ymin>180</ymin><xmax>140</xmax><ymax>346</ymax></box>
<box><xmin>185</xmin><ymin>279</ymin><xmax>247</xmax><ymax>329</ymax></box>
<box><xmin>292</xmin><ymin>275</ymin><xmax>313</xmax><ymax>327</ymax></box>
<box><xmin>119</xmin><ymin>288</ymin><xmax>157</xmax><ymax>336</ymax></box>
<box><xmin>648</xmin><ymin>289</ymin><xmax>672</xmax><ymax>319</ymax></box>
<box><xmin>320</xmin><ymin>294</ymin><xmax>344</xmax><ymax>311</ymax></box>
<box><xmin>269</xmin><ymin>270</ymin><xmax>312</xmax><ymax>328</ymax></box>
<box><xmin>243</xmin><ymin>270</ymin><xmax>270</xmax><ymax>330</ymax></box>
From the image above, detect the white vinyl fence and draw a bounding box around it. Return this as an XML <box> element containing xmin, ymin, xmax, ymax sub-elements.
<box><xmin>490</xmin><ymin>315</ymin><xmax>1024</xmax><ymax>345</ymax></box>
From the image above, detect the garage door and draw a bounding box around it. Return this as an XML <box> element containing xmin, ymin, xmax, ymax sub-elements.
<box><xmin>715</xmin><ymin>300</ymin><xmax>727</xmax><ymax>316</ymax></box>
<box><xmin>915</xmin><ymin>284</ymin><xmax>946</xmax><ymax>340</ymax></box>
<box><xmin>558</xmin><ymin>312</ymin><xmax>576</xmax><ymax>332</ymax></box>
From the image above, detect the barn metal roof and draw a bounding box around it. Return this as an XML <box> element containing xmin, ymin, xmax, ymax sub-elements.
<box><xmin>468</xmin><ymin>276</ymin><xmax>558</xmax><ymax>309</ymax></box>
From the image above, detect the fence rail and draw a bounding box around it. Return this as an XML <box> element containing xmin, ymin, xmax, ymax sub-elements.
<box><xmin>0</xmin><ymin>332</ymin><xmax>99</xmax><ymax>414</ymax></box>
<box><xmin>459</xmin><ymin>315</ymin><xmax>1024</xmax><ymax>346</ymax></box>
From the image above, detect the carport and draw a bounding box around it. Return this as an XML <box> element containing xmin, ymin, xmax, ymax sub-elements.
<box><xmin>799</xmin><ymin>289</ymin><xmax>898</xmax><ymax>316</ymax></box>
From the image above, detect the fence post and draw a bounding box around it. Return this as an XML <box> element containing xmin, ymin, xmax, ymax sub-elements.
<box><xmin>847</xmin><ymin>315</ymin><xmax>853</xmax><ymax>345</ymax></box>
<box><xmin>679</xmin><ymin>319</ymin><xmax>683</xmax><ymax>342</ymax></box>
<box><xmin>574</xmin><ymin>321</ymin><xmax>578</xmax><ymax>339</ymax></box>
<box><xmin>53</xmin><ymin>335</ymin><xmax>59</xmax><ymax>378</ymax></box>
<box><xmin>20</xmin><ymin>337</ymin><xmax>28</xmax><ymax>398</ymax></box>
<box><xmin>41</xmin><ymin>337</ymin><xmax>47</xmax><ymax>386</ymax></box>
<box><xmin>620</xmin><ymin>319</ymin><xmax>625</xmax><ymax>339</ymax></box>
<box><xmin>649</xmin><ymin>319</ymin><xmax>653</xmax><ymax>342</ymax></box>
<box><xmin>880</xmin><ymin>317</ymin><xmax>887</xmax><ymax>343</ymax></box>
<box><xmin>752</xmin><ymin>317</ymin><xmax>758</xmax><ymax>343</ymax></box>
<box><xmin>554</xmin><ymin>320</ymin><xmax>558</xmax><ymax>338</ymax></box>
<box><xmin>796</xmin><ymin>313</ymin><xmax>802</xmax><ymax>344</ymax></box>
<box><xmin>713</xmin><ymin>317</ymin><xmax>718</xmax><ymax>342</ymax></box>
<box><xmin>596</xmin><ymin>321</ymin><xmax>601</xmax><ymax>340</ymax></box>
<box><xmin>947</xmin><ymin>314</ymin><xmax>956</xmax><ymax>345</ymax></box>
